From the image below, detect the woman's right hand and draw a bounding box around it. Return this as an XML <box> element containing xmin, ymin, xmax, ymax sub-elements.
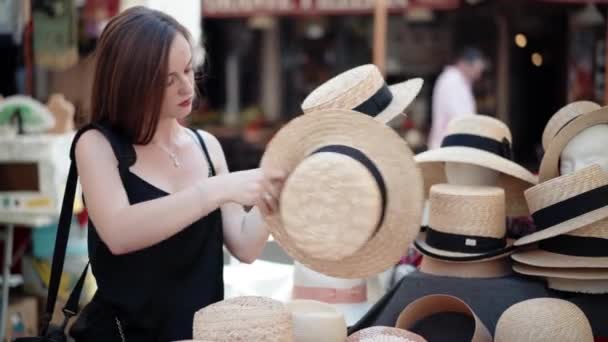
<box><xmin>219</xmin><ymin>168</ymin><xmax>286</xmax><ymax>209</ymax></box>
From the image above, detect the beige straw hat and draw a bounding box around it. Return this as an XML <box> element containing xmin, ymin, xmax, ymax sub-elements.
<box><xmin>541</xmin><ymin>101</ymin><xmax>600</xmax><ymax>150</ymax></box>
<box><xmin>261</xmin><ymin>109</ymin><xmax>423</xmax><ymax>278</ymax></box>
<box><xmin>494</xmin><ymin>298</ymin><xmax>593</xmax><ymax>342</ymax></box>
<box><xmin>395</xmin><ymin>295</ymin><xmax>492</xmax><ymax>342</ymax></box>
<box><xmin>301</xmin><ymin>64</ymin><xmax>423</xmax><ymax>124</ymax></box>
<box><xmin>539</xmin><ymin>106</ymin><xmax>608</xmax><ymax>182</ymax></box>
<box><xmin>512</xmin><ymin>217</ymin><xmax>608</xmax><ymax>268</ymax></box>
<box><xmin>512</xmin><ymin>263</ymin><xmax>608</xmax><ymax>293</ymax></box>
<box><xmin>346</xmin><ymin>327</ymin><xmax>427</xmax><ymax>342</ymax></box>
<box><xmin>414</xmin><ymin>184</ymin><xmax>515</xmax><ymax>262</ymax></box>
<box><xmin>516</xmin><ymin>164</ymin><xmax>608</xmax><ymax>246</ymax></box>
<box><xmin>286</xmin><ymin>299</ymin><xmax>347</xmax><ymax>342</ymax></box>
<box><xmin>192</xmin><ymin>296</ymin><xmax>294</xmax><ymax>341</ymax></box>
<box><xmin>545</xmin><ymin>277</ymin><xmax>608</xmax><ymax>293</ymax></box>
<box><xmin>415</xmin><ymin>115</ymin><xmax>537</xmax><ymax>217</ymax></box>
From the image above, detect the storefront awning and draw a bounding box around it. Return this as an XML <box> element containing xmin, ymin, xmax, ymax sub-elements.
<box><xmin>202</xmin><ymin>0</ymin><xmax>460</xmax><ymax>18</ymax></box>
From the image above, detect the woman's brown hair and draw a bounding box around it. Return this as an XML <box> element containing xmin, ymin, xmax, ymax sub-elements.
<box><xmin>91</xmin><ymin>6</ymin><xmax>191</xmax><ymax>144</ymax></box>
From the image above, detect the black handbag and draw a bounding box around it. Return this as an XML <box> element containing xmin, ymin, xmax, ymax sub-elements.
<box><xmin>14</xmin><ymin>125</ymin><xmax>97</xmax><ymax>342</ymax></box>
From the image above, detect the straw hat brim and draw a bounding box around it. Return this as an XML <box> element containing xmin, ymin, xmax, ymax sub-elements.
<box><xmin>395</xmin><ymin>294</ymin><xmax>492</xmax><ymax>342</ymax></box>
<box><xmin>514</xmin><ymin>205</ymin><xmax>608</xmax><ymax>246</ymax></box>
<box><xmin>538</xmin><ymin>106</ymin><xmax>608</xmax><ymax>182</ymax></box>
<box><xmin>512</xmin><ymin>248</ymin><xmax>608</xmax><ymax>268</ymax></box>
<box><xmin>261</xmin><ymin>109</ymin><xmax>423</xmax><ymax>279</ymax></box>
<box><xmin>414</xmin><ymin>231</ymin><xmax>516</xmax><ymax>262</ymax></box>
<box><xmin>415</xmin><ymin>148</ymin><xmax>537</xmax><ymax>216</ymax></box>
<box><xmin>546</xmin><ymin>277</ymin><xmax>608</xmax><ymax>294</ymax></box>
<box><xmin>513</xmin><ymin>263</ymin><xmax>608</xmax><ymax>280</ymax></box>
<box><xmin>374</xmin><ymin>78</ymin><xmax>424</xmax><ymax>124</ymax></box>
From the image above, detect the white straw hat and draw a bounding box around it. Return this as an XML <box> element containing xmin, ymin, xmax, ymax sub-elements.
<box><xmin>415</xmin><ymin>115</ymin><xmax>537</xmax><ymax>216</ymax></box>
<box><xmin>516</xmin><ymin>164</ymin><xmax>608</xmax><ymax>246</ymax></box>
<box><xmin>539</xmin><ymin>106</ymin><xmax>608</xmax><ymax>182</ymax></box>
<box><xmin>494</xmin><ymin>298</ymin><xmax>594</xmax><ymax>342</ymax></box>
<box><xmin>286</xmin><ymin>299</ymin><xmax>347</xmax><ymax>342</ymax></box>
<box><xmin>414</xmin><ymin>184</ymin><xmax>515</xmax><ymax>262</ymax></box>
<box><xmin>301</xmin><ymin>64</ymin><xmax>423</xmax><ymax>124</ymax></box>
<box><xmin>541</xmin><ymin>101</ymin><xmax>600</xmax><ymax>150</ymax></box>
<box><xmin>192</xmin><ymin>296</ymin><xmax>294</xmax><ymax>341</ymax></box>
<box><xmin>346</xmin><ymin>326</ymin><xmax>427</xmax><ymax>342</ymax></box>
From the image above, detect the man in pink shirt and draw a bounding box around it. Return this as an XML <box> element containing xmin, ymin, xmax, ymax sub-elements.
<box><xmin>428</xmin><ymin>47</ymin><xmax>487</xmax><ymax>149</ymax></box>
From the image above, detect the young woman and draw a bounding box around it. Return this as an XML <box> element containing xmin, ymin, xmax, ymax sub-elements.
<box><xmin>72</xmin><ymin>6</ymin><xmax>284</xmax><ymax>341</ymax></box>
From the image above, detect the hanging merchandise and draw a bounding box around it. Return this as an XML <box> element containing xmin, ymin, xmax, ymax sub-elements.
<box><xmin>33</xmin><ymin>0</ymin><xmax>78</xmax><ymax>71</ymax></box>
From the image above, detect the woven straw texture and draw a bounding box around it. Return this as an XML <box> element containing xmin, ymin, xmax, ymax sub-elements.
<box><xmin>517</xmin><ymin>164</ymin><xmax>608</xmax><ymax>246</ymax></box>
<box><xmin>512</xmin><ymin>217</ymin><xmax>608</xmax><ymax>268</ymax></box>
<box><xmin>347</xmin><ymin>327</ymin><xmax>427</xmax><ymax>342</ymax></box>
<box><xmin>541</xmin><ymin>101</ymin><xmax>600</xmax><ymax>150</ymax></box>
<box><xmin>415</xmin><ymin>115</ymin><xmax>536</xmax><ymax>217</ymax></box>
<box><xmin>494</xmin><ymin>298</ymin><xmax>593</xmax><ymax>342</ymax></box>
<box><xmin>301</xmin><ymin>64</ymin><xmax>423</xmax><ymax>124</ymax></box>
<box><xmin>193</xmin><ymin>296</ymin><xmax>294</xmax><ymax>342</ymax></box>
<box><xmin>261</xmin><ymin>109</ymin><xmax>423</xmax><ymax>278</ymax></box>
<box><xmin>539</xmin><ymin>106</ymin><xmax>608</xmax><ymax>182</ymax></box>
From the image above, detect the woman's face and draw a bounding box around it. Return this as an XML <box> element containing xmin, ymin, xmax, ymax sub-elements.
<box><xmin>160</xmin><ymin>33</ymin><xmax>195</xmax><ymax>120</ymax></box>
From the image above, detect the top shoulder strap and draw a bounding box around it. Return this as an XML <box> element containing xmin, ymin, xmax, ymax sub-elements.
<box><xmin>188</xmin><ymin>127</ymin><xmax>217</xmax><ymax>177</ymax></box>
<box><xmin>69</xmin><ymin>123</ymin><xmax>136</xmax><ymax>170</ymax></box>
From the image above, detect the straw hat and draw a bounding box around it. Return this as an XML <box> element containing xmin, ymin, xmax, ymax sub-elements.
<box><xmin>261</xmin><ymin>109</ymin><xmax>423</xmax><ymax>278</ymax></box>
<box><xmin>513</xmin><ymin>263</ymin><xmax>608</xmax><ymax>293</ymax></box>
<box><xmin>291</xmin><ymin>262</ymin><xmax>376</xmax><ymax>326</ymax></box>
<box><xmin>346</xmin><ymin>327</ymin><xmax>427</xmax><ymax>342</ymax></box>
<box><xmin>395</xmin><ymin>295</ymin><xmax>492</xmax><ymax>342</ymax></box>
<box><xmin>414</xmin><ymin>184</ymin><xmax>515</xmax><ymax>262</ymax></box>
<box><xmin>516</xmin><ymin>164</ymin><xmax>608</xmax><ymax>246</ymax></box>
<box><xmin>192</xmin><ymin>296</ymin><xmax>294</xmax><ymax>341</ymax></box>
<box><xmin>286</xmin><ymin>299</ymin><xmax>347</xmax><ymax>342</ymax></box>
<box><xmin>541</xmin><ymin>101</ymin><xmax>600</xmax><ymax>150</ymax></box>
<box><xmin>415</xmin><ymin>115</ymin><xmax>537</xmax><ymax>216</ymax></box>
<box><xmin>512</xmin><ymin>218</ymin><xmax>608</xmax><ymax>268</ymax></box>
<box><xmin>544</xmin><ymin>278</ymin><xmax>608</xmax><ymax>293</ymax></box>
<box><xmin>539</xmin><ymin>106</ymin><xmax>608</xmax><ymax>182</ymax></box>
<box><xmin>494</xmin><ymin>298</ymin><xmax>594</xmax><ymax>342</ymax></box>
<box><xmin>301</xmin><ymin>64</ymin><xmax>423</xmax><ymax>124</ymax></box>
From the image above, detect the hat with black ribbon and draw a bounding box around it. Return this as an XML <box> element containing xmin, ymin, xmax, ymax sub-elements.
<box><xmin>415</xmin><ymin>115</ymin><xmax>537</xmax><ymax>217</ymax></box>
<box><xmin>516</xmin><ymin>164</ymin><xmax>608</xmax><ymax>247</ymax></box>
<box><xmin>414</xmin><ymin>184</ymin><xmax>515</xmax><ymax>262</ymax></box>
<box><xmin>261</xmin><ymin>109</ymin><xmax>423</xmax><ymax>279</ymax></box>
<box><xmin>301</xmin><ymin>64</ymin><xmax>423</xmax><ymax>124</ymax></box>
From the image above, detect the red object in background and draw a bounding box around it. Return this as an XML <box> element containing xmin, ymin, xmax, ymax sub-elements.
<box><xmin>76</xmin><ymin>208</ymin><xmax>89</xmax><ymax>228</ymax></box>
<box><xmin>402</xmin><ymin>117</ymin><xmax>415</xmax><ymax>130</ymax></box>
<box><xmin>84</xmin><ymin>0</ymin><xmax>119</xmax><ymax>18</ymax></box>
<box><xmin>595</xmin><ymin>337</ymin><xmax>608</xmax><ymax>342</ymax></box>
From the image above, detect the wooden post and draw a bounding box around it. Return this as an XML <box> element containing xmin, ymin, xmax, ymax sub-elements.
<box><xmin>373</xmin><ymin>0</ymin><xmax>388</xmax><ymax>76</ymax></box>
<box><xmin>497</xmin><ymin>15</ymin><xmax>510</xmax><ymax>126</ymax></box>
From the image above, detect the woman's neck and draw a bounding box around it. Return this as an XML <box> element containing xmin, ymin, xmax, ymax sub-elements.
<box><xmin>150</xmin><ymin>118</ymin><xmax>186</xmax><ymax>148</ymax></box>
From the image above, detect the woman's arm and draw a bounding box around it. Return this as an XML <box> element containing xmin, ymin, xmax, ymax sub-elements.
<box><xmin>198</xmin><ymin>130</ymin><xmax>284</xmax><ymax>264</ymax></box>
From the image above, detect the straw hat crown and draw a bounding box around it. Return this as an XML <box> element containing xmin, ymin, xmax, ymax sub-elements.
<box><xmin>445</xmin><ymin>115</ymin><xmax>512</xmax><ymax>145</ymax></box>
<box><xmin>301</xmin><ymin>64</ymin><xmax>423</xmax><ymax>124</ymax></box>
<box><xmin>302</xmin><ymin>65</ymin><xmax>385</xmax><ymax>113</ymax></box>
<box><xmin>193</xmin><ymin>296</ymin><xmax>294</xmax><ymax>342</ymax></box>
<box><xmin>347</xmin><ymin>327</ymin><xmax>427</xmax><ymax>342</ymax></box>
<box><xmin>494</xmin><ymin>298</ymin><xmax>593</xmax><ymax>342</ymax></box>
<box><xmin>429</xmin><ymin>184</ymin><xmax>506</xmax><ymax>239</ymax></box>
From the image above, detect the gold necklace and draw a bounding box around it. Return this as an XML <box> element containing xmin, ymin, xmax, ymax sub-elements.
<box><xmin>155</xmin><ymin>143</ymin><xmax>180</xmax><ymax>168</ymax></box>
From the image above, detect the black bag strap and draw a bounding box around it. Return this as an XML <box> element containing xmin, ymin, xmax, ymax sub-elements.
<box><xmin>41</xmin><ymin>123</ymin><xmax>135</xmax><ymax>334</ymax></box>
